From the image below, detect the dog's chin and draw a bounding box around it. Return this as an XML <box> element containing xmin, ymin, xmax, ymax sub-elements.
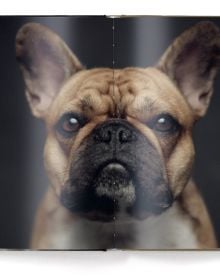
<box><xmin>60</xmin><ymin>162</ymin><xmax>134</xmax><ymax>222</ymax></box>
<box><xmin>60</xmin><ymin>162</ymin><xmax>173</xmax><ymax>222</ymax></box>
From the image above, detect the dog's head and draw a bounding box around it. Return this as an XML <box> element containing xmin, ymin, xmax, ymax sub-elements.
<box><xmin>16</xmin><ymin>21</ymin><xmax>220</xmax><ymax>221</ymax></box>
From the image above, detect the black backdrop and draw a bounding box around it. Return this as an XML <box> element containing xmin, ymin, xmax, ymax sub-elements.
<box><xmin>1</xmin><ymin>16</ymin><xmax>220</xmax><ymax>249</ymax></box>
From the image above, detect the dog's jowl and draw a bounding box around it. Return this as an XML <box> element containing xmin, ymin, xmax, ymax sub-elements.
<box><xmin>16</xmin><ymin>21</ymin><xmax>220</xmax><ymax>249</ymax></box>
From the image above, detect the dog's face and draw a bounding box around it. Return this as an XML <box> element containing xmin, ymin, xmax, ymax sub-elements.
<box><xmin>44</xmin><ymin>67</ymin><xmax>194</xmax><ymax>221</ymax></box>
<box><xmin>16</xmin><ymin>21</ymin><xmax>220</xmax><ymax>221</ymax></box>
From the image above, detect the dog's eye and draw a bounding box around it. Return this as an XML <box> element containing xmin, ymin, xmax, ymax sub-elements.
<box><xmin>63</xmin><ymin>117</ymin><xmax>79</xmax><ymax>132</ymax></box>
<box><xmin>56</xmin><ymin>113</ymin><xmax>83</xmax><ymax>138</ymax></box>
<box><xmin>148</xmin><ymin>114</ymin><xmax>180</xmax><ymax>133</ymax></box>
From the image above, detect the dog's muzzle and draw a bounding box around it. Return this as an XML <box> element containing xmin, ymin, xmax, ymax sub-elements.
<box><xmin>92</xmin><ymin>120</ymin><xmax>137</xmax><ymax>204</ymax></box>
<box><xmin>60</xmin><ymin>119</ymin><xmax>173</xmax><ymax>221</ymax></box>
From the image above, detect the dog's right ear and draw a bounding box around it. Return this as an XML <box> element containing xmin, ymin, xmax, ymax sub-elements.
<box><xmin>156</xmin><ymin>21</ymin><xmax>220</xmax><ymax>119</ymax></box>
<box><xmin>16</xmin><ymin>23</ymin><xmax>83</xmax><ymax>119</ymax></box>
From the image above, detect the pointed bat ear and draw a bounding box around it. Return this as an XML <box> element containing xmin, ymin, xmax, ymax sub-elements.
<box><xmin>156</xmin><ymin>21</ymin><xmax>220</xmax><ymax>119</ymax></box>
<box><xmin>16</xmin><ymin>23</ymin><xmax>84</xmax><ymax>119</ymax></box>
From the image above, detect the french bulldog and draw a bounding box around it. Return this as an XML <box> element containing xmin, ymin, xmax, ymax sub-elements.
<box><xmin>16</xmin><ymin>21</ymin><xmax>219</xmax><ymax>249</ymax></box>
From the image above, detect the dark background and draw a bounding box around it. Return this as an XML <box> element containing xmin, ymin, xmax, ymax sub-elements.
<box><xmin>1</xmin><ymin>16</ymin><xmax>220</xmax><ymax>249</ymax></box>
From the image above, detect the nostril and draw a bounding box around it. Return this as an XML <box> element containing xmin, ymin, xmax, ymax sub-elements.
<box><xmin>119</xmin><ymin>130</ymin><xmax>128</xmax><ymax>143</ymax></box>
<box><xmin>94</xmin><ymin>129</ymin><xmax>112</xmax><ymax>143</ymax></box>
<box><xmin>102</xmin><ymin>130</ymin><xmax>112</xmax><ymax>143</ymax></box>
<box><xmin>118</xmin><ymin>129</ymin><xmax>136</xmax><ymax>143</ymax></box>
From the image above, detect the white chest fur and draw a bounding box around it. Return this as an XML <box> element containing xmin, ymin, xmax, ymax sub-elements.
<box><xmin>45</xmin><ymin>202</ymin><xmax>198</xmax><ymax>250</ymax></box>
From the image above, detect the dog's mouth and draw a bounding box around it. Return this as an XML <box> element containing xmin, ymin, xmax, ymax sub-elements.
<box><xmin>93</xmin><ymin>161</ymin><xmax>135</xmax><ymax>204</ymax></box>
<box><xmin>60</xmin><ymin>159</ymin><xmax>173</xmax><ymax>222</ymax></box>
<box><xmin>60</xmin><ymin>160</ymin><xmax>135</xmax><ymax>222</ymax></box>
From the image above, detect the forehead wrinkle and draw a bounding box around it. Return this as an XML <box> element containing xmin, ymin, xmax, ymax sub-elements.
<box><xmin>58</xmin><ymin>68</ymin><xmax>113</xmax><ymax>99</ymax></box>
<box><xmin>116</xmin><ymin>70</ymin><xmax>157</xmax><ymax>94</ymax></box>
<box><xmin>115</xmin><ymin>69</ymin><xmax>158</xmax><ymax>116</ymax></box>
<box><xmin>78</xmin><ymin>78</ymin><xmax>125</xmax><ymax>118</ymax></box>
<box><xmin>78</xmin><ymin>88</ymin><xmax>113</xmax><ymax>115</ymax></box>
<box><xmin>78</xmin><ymin>77</ymin><xmax>113</xmax><ymax>94</ymax></box>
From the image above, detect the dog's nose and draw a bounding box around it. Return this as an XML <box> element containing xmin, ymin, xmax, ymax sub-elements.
<box><xmin>94</xmin><ymin>120</ymin><xmax>137</xmax><ymax>144</ymax></box>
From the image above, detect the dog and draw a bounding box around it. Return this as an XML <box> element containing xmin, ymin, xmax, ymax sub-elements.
<box><xmin>16</xmin><ymin>21</ymin><xmax>220</xmax><ymax>249</ymax></box>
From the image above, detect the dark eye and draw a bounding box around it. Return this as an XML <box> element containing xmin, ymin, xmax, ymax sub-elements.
<box><xmin>56</xmin><ymin>113</ymin><xmax>85</xmax><ymax>138</ymax></box>
<box><xmin>148</xmin><ymin>114</ymin><xmax>180</xmax><ymax>133</ymax></box>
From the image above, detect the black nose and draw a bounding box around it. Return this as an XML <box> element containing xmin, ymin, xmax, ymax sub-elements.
<box><xmin>94</xmin><ymin>120</ymin><xmax>137</xmax><ymax>144</ymax></box>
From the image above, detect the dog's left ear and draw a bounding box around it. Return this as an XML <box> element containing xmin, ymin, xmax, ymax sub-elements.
<box><xmin>16</xmin><ymin>23</ymin><xmax>83</xmax><ymax>119</ymax></box>
<box><xmin>156</xmin><ymin>21</ymin><xmax>220</xmax><ymax>119</ymax></box>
